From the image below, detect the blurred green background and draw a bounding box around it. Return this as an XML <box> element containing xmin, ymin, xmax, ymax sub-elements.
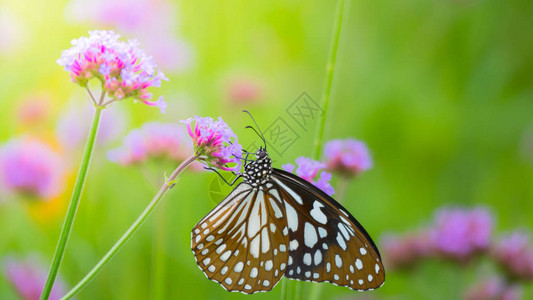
<box><xmin>0</xmin><ymin>0</ymin><xmax>532</xmax><ymax>299</ymax></box>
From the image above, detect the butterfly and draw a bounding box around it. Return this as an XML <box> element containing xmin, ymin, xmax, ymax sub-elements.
<box><xmin>191</xmin><ymin>114</ymin><xmax>384</xmax><ymax>294</ymax></box>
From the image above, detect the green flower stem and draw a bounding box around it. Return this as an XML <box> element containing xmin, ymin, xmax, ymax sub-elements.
<box><xmin>308</xmin><ymin>0</ymin><xmax>348</xmax><ymax>299</ymax></box>
<box><xmin>60</xmin><ymin>155</ymin><xmax>197</xmax><ymax>300</ymax></box>
<box><xmin>41</xmin><ymin>105</ymin><xmax>103</xmax><ymax>300</ymax></box>
<box><xmin>313</xmin><ymin>0</ymin><xmax>347</xmax><ymax>160</ymax></box>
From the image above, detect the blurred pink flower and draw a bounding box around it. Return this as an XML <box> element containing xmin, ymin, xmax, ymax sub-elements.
<box><xmin>464</xmin><ymin>277</ymin><xmax>522</xmax><ymax>300</ymax></box>
<box><xmin>16</xmin><ymin>94</ymin><xmax>52</xmax><ymax>127</ymax></box>
<box><xmin>429</xmin><ymin>207</ymin><xmax>493</xmax><ymax>260</ymax></box>
<box><xmin>227</xmin><ymin>79</ymin><xmax>261</xmax><ymax>104</ymax></box>
<box><xmin>282</xmin><ymin>157</ymin><xmax>335</xmax><ymax>196</ymax></box>
<box><xmin>107</xmin><ymin>122</ymin><xmax>199</xmax><ymax>167</ymax></box>
<box><xmin>56</xmin><ymin>101</ymin><xmax>128</xmax><ymax>151</ymax></box>
<box><xmin>323</xmin><ymin>138</ymin><xmax>372</xmax><ymax>177</ymax></box>
<box><xmin>491</xmin><ymin>231</ymin><xmax>533</xmax><ymax>281</ymax></box>
<box><xmin>0</xmin><ymin>138</ymin><xmax>65</xmax><ymax>199</ymax></box>
<box><xmin>3</xmin><ymin>256</ymin><xmax>66</xmax><ymax>300</ymax></box>
<box><xmin>65</xmin><ymin>0</ymin><xmax>193</xmax><ymax>73</ymax></box>
<box><xmin>57</xmin><ymin>30</ymin><xmax>167</xmax><ymax>110</ymax></box>
<box><xmin>380</xmin><ymin>231</ymin><xmax>433</xmax><ymax>270</ymax></box>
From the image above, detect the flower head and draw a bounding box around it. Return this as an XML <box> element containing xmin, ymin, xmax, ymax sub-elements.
<box><xmin>429</xmin><ymin>207</ymin><xmax>493</xmax><ymax>260</ymax></box>
<box><xmin>3</xmin><ymin>256</ymin><xmax>66</xmax><ymax>300</ymax></box>
<box><xmin>491</xmin><ymin>231</ymin><xmax>533</xmax><ymax>281</ymax></box>
<box><xmin>0</xmin><ymin>138</ymin><xmax>65</xmax><ymax>199</ymax></box>
<box><xmin>182</xmin><ymin>116</ymin><xmax>242</xmax><ymax>172</ymax></box>
<box><xmin>282</xmin><ymin>157</ymin><xmax>335</xmax><ymax>195</ymax></box>
<box><xmin>380</xmin><ymin>231</ymin><xmax>433</xmax><ymax>270</ymax></box>
<box><xmin>464</xmin><ymin>277</ymin><xmax>522</xmax><ymax>300</ymax></box>
<box><xmin>323</xmin><ymin>138</ymin><xmax>372</xmax><ymax>176</ymax></box>
<box><xmin>108</xmin><ymin>122</ymin><xmax>200</xmax><ymax>168</ymax></box>
<box><xmin>57</xmin><ymin>30</ymin><xmax>168</xmax><ymax>108</ymax></box>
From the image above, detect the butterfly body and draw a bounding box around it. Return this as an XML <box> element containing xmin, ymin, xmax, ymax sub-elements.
<box><xmin>191</xmin><ymin>148</ymin><xmax>385</xmax><ymax>294</ymax></box>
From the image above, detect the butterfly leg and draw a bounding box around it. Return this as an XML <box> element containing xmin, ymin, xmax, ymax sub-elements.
<box><xmin>204</xmin><ymin>167</ymin><xmax>242</xmax><ymax>186</ymax></box>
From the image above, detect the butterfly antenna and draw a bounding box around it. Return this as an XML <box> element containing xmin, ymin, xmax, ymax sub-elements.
<box><xmin>242</xmin><ymin>110</ymin><xmax>267</xmax><ymax>149</ymax></box>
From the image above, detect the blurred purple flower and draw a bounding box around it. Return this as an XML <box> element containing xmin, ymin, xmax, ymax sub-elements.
<box><xmin>57</xmin><ymin>30</ymin><xmax>168</xmax><ymax>108</ymax></box>
<box><xmin>380</xmin><ymin>231</ymin><xmax>433</xmax><ymax>270</ymax></box>
<box><xmin>323</xmin><ymin>138</ymin><xmax>372</xmax><ymax>177</ymax></box>
<box><xmin>107</xmin><ymin>122</ymin><xmax>200</xmax><ymax>168</ymax></box>
<box><xmin>182</xmin><ymin>116</ymin><xmax>242</xmax><ymax>172</ymax></box>
<box><xmin>3</xmin><ymin>256</ymin><xmax>66</xmax><ymax>300</ymax></box>
<box><xmin>0</xmin><ymin>138</ymin><xmax>65</xmax><ymax>199</ymax></box>
<box><xmin>429</xmin><ymin>207</ymin><xmax>493</xmax><ymax>260</ymax></box>
<box><xmin>464</xmin><ymin>277</ymin><xmax>522</xmax><ymax>300</ymax></box>
<box><xmin>282</xmin><ymin>157</ymin><xmax>335</xmax><ymax>195</ymax></box>
<box><xmin>56</xmin><ymin>101</ymin><xmax>128</xmax><ymax>151</ymax></box>
<box><xmin>491</xmin><ymin>231</ymin><xmax>533</xmax><ymax>281</ymax></box>
<box><xmin>65</xmin><ymin>0</ymin><xmax>193</xmax><ymax>73</ymax></box>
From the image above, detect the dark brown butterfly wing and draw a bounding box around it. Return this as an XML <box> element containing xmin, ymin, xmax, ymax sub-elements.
<box><xmin>271</xmin><ymin>168</ymin><xmax>385</xmax><ymax>290</ymax></box>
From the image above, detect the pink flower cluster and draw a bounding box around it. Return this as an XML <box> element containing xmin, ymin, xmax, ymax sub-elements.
<box><xmin>429</xmin><ymin>207</ymin><xmax>493</xmax><ymax>260</ymax></box>
<box><xmin>57</xmin><ymin>30</ymin><xmax>167</xmax><ymax>110</ymax></box>
<box><xmin>282</xmin><ymin>157</ymin><xmax>335</xmax><ymax>196</ymax></box>
<box><xmin>381</xmin><ymin>207</ymin><xmax>494</xmax><ymax>268</ymax></box>
<box><xmin>323</xmin><ymin>138</ymin><xmax>372</xmax><ymax>176</ymax></box>
<box><xmin>107</xmin><ymin>122</ymin><xmax>195</xmax><ymax>166</ymax></box>
<box><xmin>0</xmin><ymin>138</ymin><xmax>65</xmax><ymax>199</ymax></box>
<box><xmin>491</xmin><ymin>232</ymin><xmax>533</xmax><ymax>281</ymax></box>
<box><xmin>464</xmin><ymin>277</ymin><xmax>521</xmax><ymax>300</ymax></box>
<box><xmin>3</xmin><ymin>256</ymin><xmax>66</xmax><ymax>300</ymax></box>
<box><xmin>380</xmin><ymin>231</ymin><xmax>433</xmax><ymax>269</ymax></box>
<box><xmin>182</xmin><ymin>116</ymin><xmax>242</xmax><ymax>172</ymax></box>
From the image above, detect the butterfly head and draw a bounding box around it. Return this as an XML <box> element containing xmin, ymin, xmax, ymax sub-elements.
<box><xmin>242</xmin><ymin>147</ymin><xmax>272</xmax><ymax>187</ymax></box>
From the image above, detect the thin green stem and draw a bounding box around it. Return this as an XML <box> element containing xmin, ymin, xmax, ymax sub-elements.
<box><xmin>313</xmin><ymin>0</ymin><xmax>347</xmax><ymax>160</ymax></box>
<box><xmin>41</xmin><ymin>105</ymin><xmax>103</xmax><ymax>300</ymax></box>
<box><xmin>308</xmin><ymin>0</ymin><xmax>348</xmax><ymax>299</ymax></box>
<box><xmin>60</xmin><ymin>155</ymin><xmax>197</xmax><ymax>300</ymax></box>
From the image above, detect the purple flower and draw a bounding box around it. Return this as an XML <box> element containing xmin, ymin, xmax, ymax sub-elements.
<box><xmin>282</xmin><ymin>157</ymin><xmax>335</xmax><ymax>195</ymax></box>
<box><xmin>107</xmin><ymin>122</ymin><xmax>200</xmax><ymax>169</ymax></box>
<box><xmin>464</xmin><ymin>277</ymin><xmax>522</xmax><ymax>300</ymax></box>
<box><xmin>429</xmin><ymin>207</ymin><xmax>493</xmax><ymax>260</ymax></box>
<box><xmin>57</xmin><ymin>30</ymin><xmax>168</xmax><ymax>106</ymax></box>
<box><xmin>380</xmin><ymin>231</ymin><xmax>433</xmax><ymax>270</ymax></box>
<box><xmin>491</xmin><ymin>232</ymin><xmax>533</xmax><ymax>281</ymax></box>
<box><xmin>55</xmin><ymin>100</ymin><xmax>128</xmax><ymax>151</ymax></box>
<box><xmin>323</xmin><ymin>138</ymin><xmax>372</xmax><ymax>176</ymax></box>
<box><xmin>0</xmin><ymin>138</ymin><xmax>65</xmax><ymax>199</ymax></box>
<box><xmin>3</xmin><ymin>256</ymin><xmax>67</xmax><ymax>300</ymax></box>
<box><xmin>182</xmin><ymin>116</ymin><xmax>242</xmax><ymax>172</ymax></box>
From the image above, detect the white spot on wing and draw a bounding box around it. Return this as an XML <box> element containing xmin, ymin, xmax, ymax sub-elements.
<box><xmin>303</xmin><ymin>253</ymin><xmax>311</xmax><ymax>265</ymax></box>
<box><xmin>335</xmin><ymin>255</ymin><xmax>343</xmax><ymax>268</ymax></box>
<box><xmin>284</xmin><ymin>202</ymin><xmax>298</xmax><ymax>232</ymax></box>
<box><xmin>234</xmin><ymin>262</ymin><xmax>244</xmax><ymax>272</ymax></box>
<box><xmin>336</xmin><ymin>233</ymin><xmax>347</xmax><ymax>250</ymax></box>
<box><xmin>356</xmin><ymin>259</ymin><xmax>363</xmax><ymax>270</ymax></box>
<box><xmin>250</xmin><ymin>235</ymin><xmax>260</xmax><ymax>258</ymax></box>
<box><xmin>310</xmin><ymin>201</ymin><xmax>327</xmax><ymax>224</ymax></box>
<box><xmin>304</xmin><ymin>222</ymin><xmax>318</xmax><ymax>248</ymax></box>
